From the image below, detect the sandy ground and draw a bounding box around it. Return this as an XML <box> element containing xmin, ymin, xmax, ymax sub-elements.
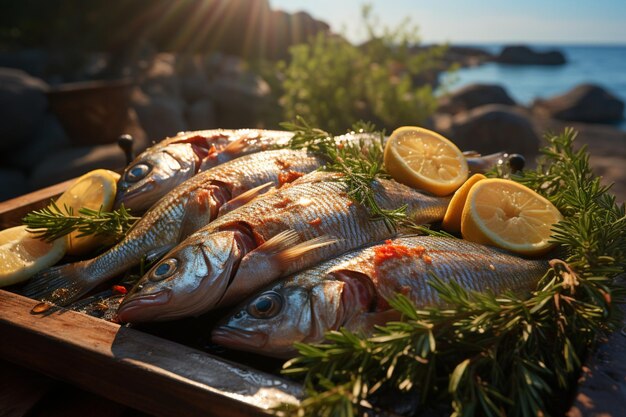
<box><xmin>532</xmin><ymin>115</ymin><xmax>626</xmax><ymax>205</ymax></box>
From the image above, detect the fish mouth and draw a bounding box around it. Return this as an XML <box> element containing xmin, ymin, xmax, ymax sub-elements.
<box><xmin>116</xmin><ymin>289</ymin><xmax>172</xmax><ymax>323</ymax></box>
<box><xmin>211</xmin><ymin>326</ymin><xmax>268</xmax><ymax>348</ymax></box>
<box><xmin>114</xmin><ymin>179</ymin><xmax>156</xmax><ymax>211</ymax></box>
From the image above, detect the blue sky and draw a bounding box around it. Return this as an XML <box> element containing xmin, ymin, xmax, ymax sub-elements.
<box><xmin>271</xmin><ymin>0</ymin><xmax>626</xmax><ymax>45</ymax></box>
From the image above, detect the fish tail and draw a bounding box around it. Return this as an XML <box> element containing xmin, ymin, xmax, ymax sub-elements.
<box><xmin>20</xmin><ymin>261</ymin><xmax>94</xmax><ymax>306</ymax></box>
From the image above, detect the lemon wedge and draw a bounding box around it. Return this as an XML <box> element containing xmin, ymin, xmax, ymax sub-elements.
<box><xmin>54</xmin><ymin>169</ymin><xmax>120</xmax><ymax>255</ymax></box>
<box><xmin>383</xmin><ymin>126</ymin><xmax>468</xmax><ymax>196</ymax></box>
<box><xmin>441</xmin><ymin>173</ymin><xmax>487</xmax><ymax>233</ymax></box>
<box><xmin>461</xmin><ymin>178</ymin><xmax>563</xmax><ymax>256</ymax></box>
<box><xmin>0</xmin><ymin>225</ymin><xmax>67</xmax><ymax>287</ymax></box>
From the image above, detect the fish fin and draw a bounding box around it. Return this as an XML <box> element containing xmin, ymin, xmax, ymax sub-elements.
<box><xmin>218</xmin><ymin>182</ymin><xmax>274</xmax><ymax>216</ymax></box>
<box><xmin>221</xmin><ymin>135</ymin><xmax>250</xmax><ymax>156</ymax></box>
<box><xmin>255</xmin><ymin>229</ymin><xmax>302</xmax><ymax>254</ymax></box>
<box><xmin>144</xmin><ymin>244</ymin><xmax>176</xmax><ymax>264</ymax></box>
<box><xmin>20</xmin><ymin>262</ymin><xmax>92</xmax><ymax>306</ymax></box>
<box><xmin>273</xmin><ymin>235</ymin><xmax>338</xmax><ymax>266</ymax></box>
<box><xmin>178</xmin><ymin>188</ymin><xmax>216</xmax><ymax>239</ymax></box>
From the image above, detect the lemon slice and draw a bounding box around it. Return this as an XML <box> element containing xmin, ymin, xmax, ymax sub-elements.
<box><xmin>384</xmin><ymin>126</ymin><xmax>468</xmax><ymax>196</ymax></box>
<box><xmin>54</xmin><ymin>169</ymin><xmax>120</xmax><ymax>255</ymax></box>
<box><xmin>0</xmin><ymin>225</ymin><xmax>67</xmax><ymax>287</ymax></box>
<box><xmin>461</xmin><ymin>178</ymin><xmax>563</xmax><ymax>256</ymax></box>
<box><xmin>441</xmin><ymin>174</ymin><xmax>487</xmax><ymax>233</ymax></box>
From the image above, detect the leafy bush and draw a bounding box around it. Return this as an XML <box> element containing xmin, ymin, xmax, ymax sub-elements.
<box><xmin>280</xmin><ymin>5</ymin><xmax>449</xmax><ymax>134</ymax></box>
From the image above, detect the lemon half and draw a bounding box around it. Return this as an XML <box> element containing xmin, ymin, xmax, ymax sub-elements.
<box><xmin>0</xmin><ymin>225</ymin><xmax>67</xmax><ymax>287</ymax></box>
<box><xmin>54</xmin><ymin>169</ymin><xmax>120</xmax><ymax>255</ymax></box>
<box><xmin>461</xmin><ymin>178</ymin><xmax>563</xmax><ymax>256</ymax></box>
<box><xmin>384</xmin><ymin>126</ymin><xmax>468</xmax><ymax>196</ymax></box>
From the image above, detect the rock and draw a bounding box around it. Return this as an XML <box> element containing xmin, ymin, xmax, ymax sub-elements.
<box><xmin>445</xmin><ymin>104</ymin><xmax>541</xmax><ymax>157</ymax></box>
<box><xmin>532</xmin><ymin>84</ymin><xmax>625</xmax><ymax>123</ymax></box>
<box><xmin>496</xmin><ymin>45</ymin><xmax>566</xmax><ymax>65</ymax></box>
<box><xmin>131</xmin><ymin>88</ymin><xmax>187</xmax><ymax>142</ymax></box>
<box><xmin>208</xmin><ymin>73</ymin><xmax>271</xmax><ymax>128</ymax></box>
<box><xmin>0</xmin><ymin>68</ymin><xmax>49</xmax><ymax>151</ymax></box>
<box><xmin>0</xmin><ymin>169</ymin><xmax>29</xmax><ymax>202</ymax></box>
<box><xmin>186</xmin><ymin>98</ymin><xmax>217</xmax><ymax>131</ymax></box>
<box><xmin>177</xmin><ymin>55</ymin><xmax>211</xmax><ymax>103</ymax></box>
<box><xmin>140</xmin><ymin>53</ymin><xmax>180</xmax><ymax>99</ymax></box>
<box><xmin>438</xmin><ymin>84</ymin><xmax>516</xmax><ymax>115</ymax></box>
<box><xmin>29</xmin><ymin>143</ymin><xmax>127</xmax><ymax>190</ymax></box>
<box><xmin>7</xmin><ymin>114</ymin><xmax>71</xmax><ymax>172</ymax></box>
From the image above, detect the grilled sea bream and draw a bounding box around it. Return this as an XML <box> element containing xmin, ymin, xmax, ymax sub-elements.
<box><xmin>21</xmin><ymin>149</ymin><xmax>324</xmax><ymax>305</ymax></box>
<box><xmin>116</xmin><ymin>172</ymin><xmax>450</xmax><ymax>323</ymax></box>
<box><xmin>212</xmin><ymin>236</ymin><xmax>548</xmax><ymax>358</ymax></box>
<box><xmin>115</xmin><ymin>129</ymin><xmax>293</xmax><ymax>212</ymax></box>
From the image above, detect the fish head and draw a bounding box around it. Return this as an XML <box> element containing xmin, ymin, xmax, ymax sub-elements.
<box><xmin>212</xmin><ymin>279</ymin><xmax>345</xmax><ymax>358</ymax></box>
<box><xmin>117</xmin><ymin>230</ymin><xmax>243</xmax><ymax>322</ymax></box>
<box><xmin>115</xmin><ymin>143</ymin><xmax>198</xmax><ymax>212</ymax></box>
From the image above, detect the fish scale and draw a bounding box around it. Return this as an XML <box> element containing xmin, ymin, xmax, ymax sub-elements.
<box><xmin>204</xmin><ymin>172</ymin><xmax>450</xmax><ymax>280</ymax></box>
<box><xmin>212</xmin><ymin>236</ymin><xmax>549</xmax><ymax>358</ymax></box>
<box><xmin>21</xmin><ymin>149</ymin><xmax>324</xmax><ymax>306</ymax></box>
<box><xmin>116</xmin><ymin>173</ymin><xmax>450</xmax><ymax>322</ymax></box>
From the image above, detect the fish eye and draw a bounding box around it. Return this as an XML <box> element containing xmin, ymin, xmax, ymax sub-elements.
<box><xmin>125</xmin><ymin>163</ymin><xmax>151</xmax><ymax>182</ymax></box>
<box><xmin>150</xmin><ymin>258</ymin><xmax>178</xmax><ymax>281</ymax></box>
<box><xmin>247</xmin><ymin>292</ymin><xmax>282</xmax><ymax>319</ymax></box>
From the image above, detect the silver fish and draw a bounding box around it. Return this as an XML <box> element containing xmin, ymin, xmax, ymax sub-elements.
<box><xmin>21</xmin><ymin>149</ymin><xmax>323</xmax><ymax>305</ymax></box>
<box><xmin>212</xmin><ymin>236</ymin><xmax>548</xmax><ymax>358</ymax></box>
<box><xmin>115</xmin><ymin>129</ymin><xmax>293</xmax><ymax>212</ymax></box>
<box><xmin>116</xmin><ymin>172</ymin><xmax>450</xmax><ymax>323</ymax></box>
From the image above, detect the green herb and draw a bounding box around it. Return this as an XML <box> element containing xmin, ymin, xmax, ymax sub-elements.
<box><xmin>282</xmin><ymin>116</ymin><xmax>450</xmax><ymax>237</ymax></box>
<box><xmin>282</xmin><ymin>116</ymin><xmax>408</xmax><ymax>232</ymax></box>
<box><xmin>277</xmin><ymin>128</ymin><xmax>626</xmax><ymax>417</ymax></box>
<box><xmin>23</xmin><ymin>201</ymin><xmax>139</xmax><ymax>242</ymax></box>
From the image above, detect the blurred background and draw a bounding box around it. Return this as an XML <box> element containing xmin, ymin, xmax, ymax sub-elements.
<box><xmin>0</xmin><ymin>0</ymin><xmax>624</xmax><ymax>202</ymax></box>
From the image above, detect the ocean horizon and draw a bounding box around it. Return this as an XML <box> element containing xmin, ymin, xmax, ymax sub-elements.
<box><xmin>440</xmin><ymin>43</ymin><xmax>626</xmax><ymax>130</ymax></box>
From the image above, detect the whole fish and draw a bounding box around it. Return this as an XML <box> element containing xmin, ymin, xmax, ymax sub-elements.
<box><xmin>21</xmin><ymin>149</ymin><xmax>324</xmax><ymax>305</ymax></box>
<box><xmin>115</xmin><ymin>129</ymin><xmax>293</xmax><ymax>212</ymax></box>
<box><xmin>116</xmin><ymin>172</ymin><xmax>450</xmax><ymax>323</ymax></box>
<box><xmin>212</xmin><ymin>236</ymin><xmax>548</xmax><ymax>358</ymax></box>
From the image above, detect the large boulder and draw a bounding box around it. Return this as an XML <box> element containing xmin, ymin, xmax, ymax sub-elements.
<box><xmin>140</xmin><ymin>53</ymin><xmax>181</xmax><ymax>99</ymax></box>
<box><xmin>532</xmin><ymin>84</ymin><xmax>625</xmax><ymax>123</ymax></box>
<box><xmin>496</xmin><ymin>45</ymin><xmax>566</xmax><ymax>65</ymax></box>
<box><xmin>208</xmin><ymin>72</ymin><xmax>271</xmax><ymax>128</ymax></box>
<box><xmin>6</xmin><ymin>115</ymin><xmax>70</xmax><ymax>172</ymax></box>
<box><xmin>445</xmin><ymin>104</ymin><xmax>541</xmax><ymax>157</ymax></box>
<box><xmin>29</xmin><ymin>143</ymin><xmax>127</xmax><ymax>190</ymax></box>
<box><xmin>0</xmin><ymin>68</ymin><xmax>49</xmax><ymax>151</ymax></box>
<box><xmin>177</xmin><ymin>55</ymin><xmax>211</xmax><ymax>103</ymax></box>
<box><xmin>0</xmin><ymin>169</ymin><xmax>29</xmax><ymax>202</ymax></box>
<box><xmin>131</xmin><ymin>88</ymin><xmax>187</xmax><ymax>142</ymax></box>
<box><xmin>186</xmin><ymin>98</ymin><xmax>217</xmax><ymax>131</ymax></box>
<box><xmin>438</xmin><ymin>84</ymin><xmax>516</xmax><ymax>115</ymax></box>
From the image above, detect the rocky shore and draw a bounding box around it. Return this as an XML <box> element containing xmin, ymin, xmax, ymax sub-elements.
<box><xmin>0</xmin><ymin>43</ymin><xmax>624</xmax><ymax>204</ymax></box>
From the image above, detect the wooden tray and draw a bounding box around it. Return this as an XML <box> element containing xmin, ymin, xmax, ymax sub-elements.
<box><xmin>1</xmin><ymin>182</ymin><xmax>624</xmax><ymax>417</ymax></box>
<box><xmin>0</xmin><ymin>182</ymin><xmax>301</xmax><ymax>417</ymax></box>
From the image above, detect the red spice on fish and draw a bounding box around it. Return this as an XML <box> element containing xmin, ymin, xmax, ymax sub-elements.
<box><xmin>278</xmin><ymin>170</ymin><xmax>305</xmax><ymax>186</ymax></box>
<box><xmin>112</xmin><ymin>285</ymin><xmax>128</xmax><ymax>295</ymax></box>
<box><xmin>275</xmin><ymin>159</ymin><xmax>291</xmax><ymax>170</ymax></box>
<box><xmin>273</xmin><ymin>197</ymin><xmax>291</xmax><ymax>209</ymax></box>
<box><xmin>374</xmin><ymin>240</ymin><xmax>428</xmax><ymax>266</ymax></box>
<box><xmin>308</xmin><ymin>217</ymin><xmax>322</xmax><ymax>227</ymax></box>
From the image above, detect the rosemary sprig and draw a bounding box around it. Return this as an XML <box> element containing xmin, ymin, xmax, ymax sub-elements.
<box><xmin>23</xmin><ymin>201</ymin><xmax>139</xmax><ymax>242</ymax></box>
<box><xmin>281</xmin><ymin>116</ymin><xmax>409</xmax><ymax>232</ymax></box>
<box><xmin>278</xmin><ymin>128</ymin><xmax>626</xmax><ymax>417</ymax></box>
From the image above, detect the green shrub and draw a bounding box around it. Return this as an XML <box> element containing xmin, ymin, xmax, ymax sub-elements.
<box><xmin>280</xmin><ymin>5</ymin><xmax>449</xmax><ymax>134</ymax></box>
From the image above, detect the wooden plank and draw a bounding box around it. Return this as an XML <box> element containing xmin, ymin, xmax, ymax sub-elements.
<box><xmin>0</xmin><ymin>359</ymin><xmax>53</xmax><ymax>417</ymax></box>
<box><xmin>0</xmin><ymin>179</ymin><xmax>73</xmax><ymax>229</ymax></box>
<box><xmin>0</xmin><ymin>290</ymin><xmax>302</xmax><ymax>417</ymax></box>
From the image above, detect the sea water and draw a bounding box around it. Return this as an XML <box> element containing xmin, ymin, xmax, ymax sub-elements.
<box><xmin>441</xmin><ymin>44</ymin><xmax>626</xmax><ymax>129</ymax></box>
